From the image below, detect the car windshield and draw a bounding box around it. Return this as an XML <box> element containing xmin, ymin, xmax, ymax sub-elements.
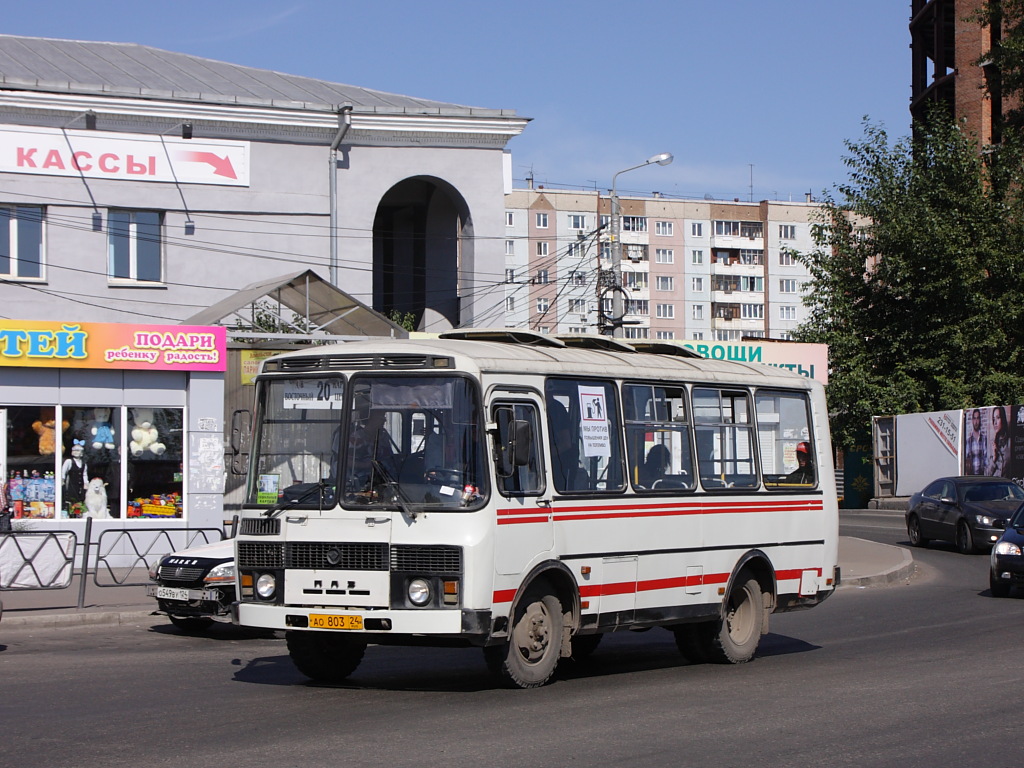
<box><xmin>961</xmin><ymin>482</ymin><xmax>1024</xmax><ymax>503</ymax></box>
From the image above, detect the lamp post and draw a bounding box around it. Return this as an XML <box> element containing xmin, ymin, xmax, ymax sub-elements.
<box><xmin>604</xmin><ymin>152</ymin><xmax>673</xmax><ymax>337</ymax></box>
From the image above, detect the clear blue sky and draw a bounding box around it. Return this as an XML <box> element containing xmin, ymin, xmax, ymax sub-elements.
<box><xmin>5</xmin><ymin>0</ymin><xmax>912</xmax><ymax>202</ymax></box>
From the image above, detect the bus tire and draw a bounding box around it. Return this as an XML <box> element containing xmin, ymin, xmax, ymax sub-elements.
<box><xmin>286</xmin><ymin>630</ymin><xmax>366</xmax><ymax>683</ymax></box>
<box><xmin>704</xmin><ymin>574</ymin><xmax>765</xmax><ymax>664</ymax></box>
<box><xmin>484</xmin><ymin>587</ymin><xmax>562</xmax><ymax>688</ymax></box>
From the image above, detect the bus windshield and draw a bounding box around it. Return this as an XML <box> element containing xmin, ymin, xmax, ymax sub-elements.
<box><xmin>342</xmin><ymin>376</ymin><xmax>486</xmax><ymax>510</ymax></box>
<box><xmin>247</xmin><ymin>375</ymin><xmax>345</xmax><ymax>508</ymax></box>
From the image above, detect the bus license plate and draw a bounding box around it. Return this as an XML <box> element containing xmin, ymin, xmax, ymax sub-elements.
<box><xmin>308</xmin><ymin>613</ymin><xmax>363</xmax><ymax>630</ymax></box>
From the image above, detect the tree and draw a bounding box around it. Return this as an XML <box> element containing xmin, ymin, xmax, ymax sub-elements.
<box><xmin>976</xmin><ymin>0</ymin><xmax>1024</xmax><ymax>130</ymax></box>
<box><xmin>794</xmin><ymin>112</ymin><xmax>1024</xmax><ymax>449</ymax></box>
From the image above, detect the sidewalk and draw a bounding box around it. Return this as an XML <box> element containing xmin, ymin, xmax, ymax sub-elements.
<box><xmin>1</xmin><ymin>535</ymin><xmax>915</xmax><ymax>630</ymax></box>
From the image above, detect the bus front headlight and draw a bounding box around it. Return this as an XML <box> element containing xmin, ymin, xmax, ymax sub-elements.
<box><xmin>408</xmin><ymin>578</ymin><xmax>431</xmax><ymax>606</ymax></box>
<box><xmin>256</xmin><ymin>573</ymin><xmax>276</xmax><ymax>599</ymax></box>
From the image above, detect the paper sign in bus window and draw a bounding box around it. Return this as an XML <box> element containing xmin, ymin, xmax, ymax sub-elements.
<box><xmin>578</xmin><ymin>385</ymin><xmax>610</xmax><ymax>458</ymax></box>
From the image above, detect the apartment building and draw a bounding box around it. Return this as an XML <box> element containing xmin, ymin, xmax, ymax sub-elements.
<box><xmin>503</xmin><ymin>189</ymin><xmax>819</xmax><ymax>341</ymax></box>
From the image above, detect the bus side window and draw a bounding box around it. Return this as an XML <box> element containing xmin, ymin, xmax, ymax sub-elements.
<box><xmin>493</xmin><ymin>403</ymin><xmax>543</xmax><ymax>495</ymax></box>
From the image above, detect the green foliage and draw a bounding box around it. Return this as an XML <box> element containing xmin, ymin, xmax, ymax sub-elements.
<box><xmin>795</xmin><ymin>111</ymin><xmax>1024</xmax><ymax>449</ymax></box>
<box><xmin>975</xmin><ymin>1</ymin><xmax>1024</xmax><ymax>129</ymax></box>
<box><xmin>387</xmin><ymin>310</ymin><xmax>418</xmax><ymax>332</ymax></box>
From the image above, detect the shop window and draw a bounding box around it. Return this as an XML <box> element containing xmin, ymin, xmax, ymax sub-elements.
<box><xmin>61</xmin><ymin>406</ymin><xmax>122</xmax><ymax>519</ymax></box>
<box><xmin>2</xmin><ymin>405</ymin><xmax>183</xmax><ymax>521</ymax></box>
<box><xmin>126</xmin><ymin>407</ymin><xmax>184</xmax><ymax>519</ymax></box>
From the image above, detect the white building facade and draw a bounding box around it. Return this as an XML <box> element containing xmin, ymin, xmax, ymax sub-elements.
<box><xmin>503</xmin><ymin>189</ymin><xmax>818</xmax><ymax>341</ymax></box>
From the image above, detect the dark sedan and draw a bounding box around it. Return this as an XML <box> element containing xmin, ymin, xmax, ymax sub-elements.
<box><xmin>906</xmin><ymin>476</ymin><xmax>1024</xmax><ymax>554</ymax></box>
<box><xmin>990</xmin><ymin>503</ymin><xmax>1024</xmax><ymax>597</ymax></box>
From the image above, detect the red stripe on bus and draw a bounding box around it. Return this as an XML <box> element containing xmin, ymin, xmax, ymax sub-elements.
<box><xmin>496</xmin><ymin>500</ymin><xmax>823</xmax><ymax>526</ymax></box>
<box><xmin>502</xmin><ymin>564</ymin><xmax>823</xmax><ymax>604</ymax></box>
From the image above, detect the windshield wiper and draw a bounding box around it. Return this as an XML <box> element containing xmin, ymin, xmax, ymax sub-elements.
<box><xmin>262</xmin><ymin>479</ymin><xmax>328</xmax><ymax>519</ymax></box>
<box><xmin>370</xmin><ymin>457</ymin><xmax>422</xmax><ymax>520</ymax></box>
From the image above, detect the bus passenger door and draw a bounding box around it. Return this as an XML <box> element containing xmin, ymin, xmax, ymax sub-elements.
<box><xmin>491</xmin><ymin>397</ymin><xmax>553</xmax><ymax>576</ymax></box>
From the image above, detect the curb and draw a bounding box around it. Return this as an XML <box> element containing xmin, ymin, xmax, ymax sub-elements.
<box><xmin>839</xmin><ymin>547</ymin><xmax>916</xmax><ymax>588</ymax></box>
<box><xmin>1</xmin><ymin>609</ymin><xmax>156</xmax><ymax>629</ymax></box>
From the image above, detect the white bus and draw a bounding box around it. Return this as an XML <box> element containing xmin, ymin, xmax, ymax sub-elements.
<box><xmin>233</xmin><ymin>330</ymin><xmax>838</xmax><ymax>688</ymax></box>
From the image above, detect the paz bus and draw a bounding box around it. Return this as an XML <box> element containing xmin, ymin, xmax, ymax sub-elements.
<box><xmin>233</xmin><ymin>330</ymin><xmax>839</xmax><ymax>688</ymax></box>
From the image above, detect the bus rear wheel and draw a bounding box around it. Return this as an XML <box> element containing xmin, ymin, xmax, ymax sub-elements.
<box><xmin>286</xmin><ymin>630</ymin><xmax>367</xmax><ymax>683</ymax></box>
<box><xmin>702</xmin><ymin>574</ymin><xmax>766</xmax><ymax>664</ymax></box>
<box><xmin>485</xmin><ymin>587</ymin><xmax>562</xmax><ymax>688</ymax></box>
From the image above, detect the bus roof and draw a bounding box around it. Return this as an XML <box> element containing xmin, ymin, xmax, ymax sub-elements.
<box><xmin>259</xmin><ymin>330</ymin><xmax>820</xmax><ymax>392</ymax></box>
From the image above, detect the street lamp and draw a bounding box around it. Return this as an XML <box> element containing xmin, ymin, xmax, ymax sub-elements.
<box><xmin>604</xmin><ymin>152</ymin><xmax>674</xmax><ymax>337</ymax></box>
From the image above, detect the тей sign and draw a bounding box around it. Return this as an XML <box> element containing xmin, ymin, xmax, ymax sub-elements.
<box><xmin>0</xmin><ymin>126</ymin><xmax>249</xmax><ymax>186</ymax></box>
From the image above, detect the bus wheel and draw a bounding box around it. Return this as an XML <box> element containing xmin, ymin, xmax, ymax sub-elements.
<box><xmin>705</xmin><ymin>574</ymin><xmax>765</xmax><ymax>664</ymax></box>
<box><xmin>485</xmin><ymin>588</ymin><xmax>562</xmax><ymax>688</ymax></box>
<box><xmin>286</xmin><ymin>630</ymin><xmax>366</xmax><ymax>683</ymax></box>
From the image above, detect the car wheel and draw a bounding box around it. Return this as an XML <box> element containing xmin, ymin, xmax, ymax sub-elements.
<box><xmin>990</xmin><ymin>571</ymin><xmax>1012</xmax><ymax>598</ymax></box>
<box><xmin>955</xmin><ymin>520</ymin><xmax>975</xmax><ymax>554</ymax></box>
<box><xmin>169</xmin><ymin>615</ymin><xmax>214</xmax><ymax>632</ymax></box>
<box><xmin>907</xmin><ymin>515</ymin><xmax>929</xmax><ymax>547</ymax></box>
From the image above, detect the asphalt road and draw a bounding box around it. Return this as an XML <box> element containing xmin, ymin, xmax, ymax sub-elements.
<box><xmin>3</xmin><ymin>510</ymin><xmax>1022</xmax><ymax>768</ymax></box>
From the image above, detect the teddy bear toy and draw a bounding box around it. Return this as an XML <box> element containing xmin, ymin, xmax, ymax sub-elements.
<box><xmin>84</xmin><ymin>477</ymin><xmax>109</xmax><ymax>518</ymax></box>
<box><xmin>90</xmin><ymin>407</ymin><xmax>116</xmax><ymax>451</ymax></box>
<box><xmin>129</xmin><ymin>407</ymin><xmax>166</xmax><ymax>457</ymax></box>
<box><xmin>32</xmin><ymin>407</ymin><xmax>69</xmax><ymax>456</ymax></box>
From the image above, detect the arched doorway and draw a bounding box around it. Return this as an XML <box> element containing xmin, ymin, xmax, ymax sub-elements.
<box><xmin>372</xmin><ymin>177</ymin><xmax>472</xmax><ymax>330</ymax></box>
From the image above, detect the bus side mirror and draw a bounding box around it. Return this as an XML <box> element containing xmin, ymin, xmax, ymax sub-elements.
<box><xmin>512</xmin><ymin>419</ymin><xmax>532</xmax><ymax>467</ymax></box>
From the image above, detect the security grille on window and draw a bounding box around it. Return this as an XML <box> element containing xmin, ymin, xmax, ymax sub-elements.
<box><xmin>108</xmin><ymin>210</ymin><xmax>162</xmax><ymax>282</ymax></box>
<box><xmin>0</xmin><ymin>205</ymin><xmax>45</xmax><ymax>280</ymax></box>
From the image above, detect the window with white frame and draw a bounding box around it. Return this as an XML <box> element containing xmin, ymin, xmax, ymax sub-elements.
<box><xmin>536</xmin><ymin>212</ymin><xmax>549</xmax><ymax>228</ymax></box>
<box><xmin>655</xmin><ymin>248</ymin><xmax>674</xmax><ymax>264</ymax></box>
<box><xmin>656</xmin><ymin>303</ymin><xmax>675</xmax><ymax>319</ymax></box>
<box><xmin>739</xmin><ymin>249</ymin><xmax>764</xmax><ymax>265</ymax></box>
<box><xmin>741</xmin><ymin>303</ymin><xmax>764</xmax><ymax>319</ymax></box>
<box><xmin>568</xmin><ymin>326</ymin><xmax>588</xmax><ymax>334</ymax></box>
<box><xmin>625</xmin><ymin>299</ymin><xmax>649</xmax><ymax>315</ymax></box>
<box><xmin>621</xmin><ymin>216</ymin><xmax>647</xmax><ymax>232</ymax></box>
<box><xmin>622</xmin><ymin>271</ymin><xmax>649</xmax><ymax>290</ymax></box>
<box><xmin>0</xmin><ymin>205</ymin><xmax>45</xmax><ymax>280</ymax></box>
<box><xmin>779</xmin><ymin>278</ymin><xmax>798</xmax><ymax>293</ymax></box>
<box><xmin>623</xmin><ymin>326</ymin><xmax>649</xmax><ymax>339</ymax></box>
<box><xmin>537</xmin><ymin>297</ymin><xmax>549</xmax><ymax>313</ymax></box>
<box><xmin>655</xmin><ymin>275</ymin><xmax>674</xmax><ymax>291</ymax></box>
<box><xmin>536</xmin><ymin>242</ymin><xmax>549</xmax><ymax>257</ymax></box>
<box><xmin>506</xmin><ymin>211</ymin><xmax>515</xmax><ymax>227</ymax></box>
<box><xmin>569</xmin><ymin>298</ymin><xmax>587</xmax><ymax>314</ymax></box>
<box><xmin>779</xmin><ymin>305</ymin><xmax>797</xmax><ymax>320</ymax></box>
<box><xmin>691</xmin><ymin>331</ymin><xmax>704</xmax><ymax>340</ymax></box>
<box><xmin>108</xmin><ymin>209</ymin><xmax>163</xmax><ymax>283</ymax></box>
<box><xmin>691</xmin><ymin>222</ymin><xmax>703</xmax><ymax>237</ymax></box>
<box><xmin>568</xmin><ymin>214</ymin><xmax>587</xmax><ymax>230</ymax></box>
<box><xmin>504</xmin><ymin>268</ymin><xmax>516</xmax><ymax>283</ymax></box>
<box><xmin>571</xmin><ymin>271</ymin><xmax>587</xmax><ymax>285</ymax></box>
<box><xmin>655</xmin><ymin>221</ymin><xmax>673</xmax><ymax>236</ymax></box>
<box><xmin>599</xmin><ymin>242</ymin><xmax>611</xmax><ymax>260</ymax></box>
<box><xmin>739</xmin><ymin>276</ymin><xmax>763</xmax><ymax>292</ymax></box>
<box><xmin>691</xmin><ymin>249</ymin><xmax>704</xmax><ymax>265</ymax></box>
<box><xmin>505</xmin><ymin>239</ymin><xmax>515</xmax><ymax>256</ymax></box>
<box><xmin>505</xmin><ymin>296</ymin><xmax>515</xmax><ymax>312</ymax></box>
<box><xmin>692</xmin><ymin>277</ymin><xmax>704</xmax><ymax>292</ymax></box>
<box><xmin>535</xmin><ymin>269</ymin><xmax>549</xmax><ymax>284</ymax></box>
<box><xmin>779</xmin><ymin>224</ymin><xmax>796</xmax><ymax>239</ymax></box>
<box><xmin>539</xmin><ymin>326</ymin><xmax>550</xmax><ymax>334</ymax></box>
<box><xmin>779</xmin><ymin>249</ymin><xmax>795</xmax><ymax>266</ymax></box>
<box><xmin>692</xmin><ymin>304</ymin><xmax>704</xmax><ymax>320</ymax></box>
<box><xmin>655</xmin><ymin>330</ymin><xmax>675</xmax><ymax>340</ymax></box>
<box><xmin>566</xmin><ymin>241</ymin><xmax>584</xmax><ymax>258</ymax></box>
<box><xmin>715</xmin><ymin>329</ymin><xmax>743</xmax><ymax>341</ymax></box>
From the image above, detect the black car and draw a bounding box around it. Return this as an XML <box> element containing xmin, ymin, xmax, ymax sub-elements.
<box><xmin>146</xmin><ymin>539</ymin><xmax>235</xmax><ymax>631</ymax></box>
<box><xmin>906</xmin><ymin>476</ymin><xmax>1024</xmax><ymax>554</ymax></box>
<box><xmin>990</xmin><ymin>503</ymin><xmax>1024</xmax><ymax>596</ymax></box>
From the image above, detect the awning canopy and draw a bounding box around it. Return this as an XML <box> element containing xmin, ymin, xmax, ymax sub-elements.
<box><xmin>183</xmin><ymin>270</ymin><xmax>408</xmax><ymax>341</ymax></box>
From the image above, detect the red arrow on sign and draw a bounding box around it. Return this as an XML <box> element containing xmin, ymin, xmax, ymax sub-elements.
<box><xmin>176</xmin><ymin>151</ymin><xmax>237</xmax><ymax>179</ymax></box>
